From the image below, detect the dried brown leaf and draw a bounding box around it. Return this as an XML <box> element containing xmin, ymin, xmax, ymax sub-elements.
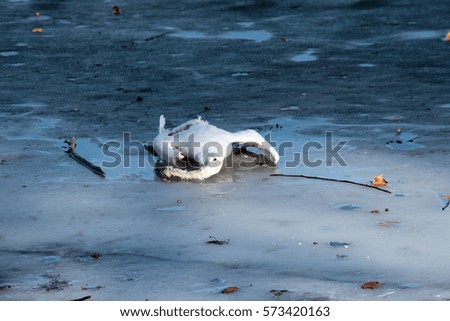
<box><xmin>221</xmin><ymin>286</ymin><xmax>239</xmax><ymax>294</ymax></box>
<box><xmin>378</xmin><ymin>220</ymin><xmax>400</xmax><ymax>227</ymax></box>
<box><xmin>270</xmin><ymin>289</ymin><xmax>289</xmax><ymax>296</ymax></box>
<box><xmin>373</xmin><ymin>174</ymin><xmax>388</xmax><ymax>187</ymax></box>
<box><xmin>113</xmin><ymin>5</ymin><xmax>121</xmax><ymax>15</ymax></box>
<box><xmin>361</xmin><ymin>281</ymin><xmax>381</xmax><ymax>289</ymax></box>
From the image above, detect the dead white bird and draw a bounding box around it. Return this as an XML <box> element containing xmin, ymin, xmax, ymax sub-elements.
<box><xmin>152</xmin><ymin>115</ymin><xmax>279</xmax><ymax>180</ymax></box>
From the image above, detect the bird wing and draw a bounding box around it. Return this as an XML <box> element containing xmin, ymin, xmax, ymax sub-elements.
<box><xmin>231</xmin><ymin>130</ymin><xmax>279</xmax><ymax>166</ymax></box>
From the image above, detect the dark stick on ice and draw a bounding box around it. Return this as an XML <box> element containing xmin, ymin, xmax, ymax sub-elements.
<box><xmin>206</xmin><ymin>236</ymin><xmax>230</xmax><ymax>245</ymax></box>
<box><xmin>71</xmin><ymin>295</ymin><xmax>91</xmax><ymax>301</ymax></box>
<box><xmin>144</xmin><ymin>32</ymin><xmax>168</xmax><ymax>41</ymax></box>
<box><xmin>442</xmin><ymin>199</ymin><xmax>450</xmax><ymax>211</ymax></box>
<box><xmin>271</xmin><ymin>173</ymin><xmax>392</xmax><ymax>194</ymax></box>
<box><xmin>64</xmin><ymin>137</ymin><xmax>106</xmax><ymax>177</ymax></box>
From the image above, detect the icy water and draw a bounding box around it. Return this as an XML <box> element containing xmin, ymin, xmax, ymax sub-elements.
<box><xmin>1</xmin><ymin>0</ymin><xmax>450</xmax><ymax>301</ymax></box>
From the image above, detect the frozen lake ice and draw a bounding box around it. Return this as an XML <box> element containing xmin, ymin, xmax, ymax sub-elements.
<box><xmin>1</xmin><ymin>112</ymin><xmax>450</xmax><ymax>301</ymax></box>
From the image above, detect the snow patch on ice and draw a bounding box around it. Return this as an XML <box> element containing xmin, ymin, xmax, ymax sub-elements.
<box><xmin>280</xmin><ymin>105</ymin><xmax>300</xmax><ymax>111</ymax></box>
<box><xmin>237</xmin><ymin>22</ymin><xmax>255</xmax><ymax>28</ymax></box>
<box><xmin>0</xmin><ymin>51</ymin><xmax>18</xmax><ymax>57</ymax></box>
<box><xmin>359</xmin><ymin>63</ymin><xmax>376</xmax><ymax>68</ymax></box>
<box><xmin>220</xmin><ymin>30</ymin><xmax>272</xmax><ymax>42</ymax></box>
<box><xmin>397</xmin><ymin>30</ymin><xmax>442</xmax><ymax>40</ymax></box>
<box><xmin>231</xmin><ymin>72</ymin><xmax>249</xmax><ymax>77</ymax></box>
<box><xmin>155</xmin><ymin>206</ymin><xmax>186</xmax><ymax>212</ymax></box>
<box><xmin>291</xmin><ymin>49</ymin><xmax>317</xmax><ymax>62</ymax></box>
<box><xmin>171</xmin><ymin>29</ymin><xmax>273</xmax><ymax>42</ymax></box>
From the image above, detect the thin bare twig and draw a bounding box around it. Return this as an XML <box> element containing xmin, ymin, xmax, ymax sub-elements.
<box><xmin>442</xmin><ymin>199</ymin><xmax>450</xmax><ymax>211</ymax></box>
<box><xmin>64</xmin><ymin>138</ymin><xmax>106</xmax><ymax>177</ymax></box>
<box><xmin>270</xmin><ymin>173</ymin><xmax>392</xmax><ymax>194</ymax></box>
<box><xmin>144</xmin><ymin>32</ymin><xmax>168</xmax><ymax>41</ymax></box>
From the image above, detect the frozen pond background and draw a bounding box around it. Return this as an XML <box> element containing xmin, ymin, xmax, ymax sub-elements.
<box><xmin>1</xmin><ymin>0</ymin><xmax>450</xmax><ymax>300</ymax></box>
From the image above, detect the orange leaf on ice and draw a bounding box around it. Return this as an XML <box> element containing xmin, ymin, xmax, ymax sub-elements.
<box><xmin>361</xmin><ymin>281</ymin><xmax>381</xmax><ymax>289</ymax></box>
<box><xmin>270</xmin><ymin>289</ymin><xmax>288</xmax><ymax>296</ymax></box>
<box><xmin>446</xmin><ymin>32</ymin><xmax>450</xmax><ymax>42</ymax></box>
<box><xmin>221</xmin><ymin>286</ymin><xmax>239</xmax><ymax>294</ymax></box>
<box><xmin>440</xmin><ymin>195</ymin><xmax>450</xmax><ymax>199</ymax></box>
<box><xmin>32</xmin><ymin>28</ymin><xmax>43</xmax><ymax>33</ymax></box>
<box><xmin>373</xmin><ymin>174</ymin><xmax>388</xmax><ymax>187</ymax></box>
<box><xmin>378</xmin><ymin>220</ymin><xmax>400</xmax><ymax>227</ymax></box>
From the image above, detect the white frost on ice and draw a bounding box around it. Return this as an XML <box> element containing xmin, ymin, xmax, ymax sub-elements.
<box><xmin>291</xmin><ymin>49</ymin><xmax>318</xmax><ymax>62</ymax></box>
<box><xmin>0</xmin><ymin>51</ymin><xmax>19</xmax><ymax>57</ymax></box>
<box><xmin>171</xmin><ymin>29</ymin><xmax>273</xmax><ymax>42</ymax></box>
